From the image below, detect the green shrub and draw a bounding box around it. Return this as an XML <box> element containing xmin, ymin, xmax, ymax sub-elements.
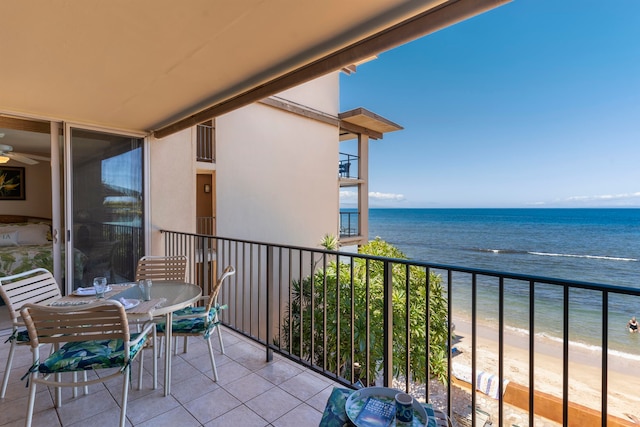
<box><xmin>280</xmin><ymin>237</ymin><xmax>450</xmax><ymax>384</ymax></box>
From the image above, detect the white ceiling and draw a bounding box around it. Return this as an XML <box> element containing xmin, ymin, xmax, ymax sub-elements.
<box><xmin>0</xmin><ymin>0</ymin><xmax>508</xmax><ymax>141</ymax></box>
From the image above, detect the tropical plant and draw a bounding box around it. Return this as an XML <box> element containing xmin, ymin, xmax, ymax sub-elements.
<box><xmin>280</xmin><ymin>238</ymin><xmax>450</xmax><ymax>385</ymax></box>
<box><xmin>0</xmin><ymin>172</ymin><xmax>19</xmax><ymax>196</ymax></box>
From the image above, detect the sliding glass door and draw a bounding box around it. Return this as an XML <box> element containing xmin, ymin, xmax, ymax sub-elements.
<box><xmin>65</xmin><ymin>126</ymin><xmax>145</xmax><ymax>289</ymax></box>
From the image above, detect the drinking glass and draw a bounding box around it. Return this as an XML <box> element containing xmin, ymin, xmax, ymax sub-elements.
<box><xmin>138</xmin><ymin>279</ymin><xmax>152</xmax><ymax>301</ymax></box>
<box><xmin>93</xmin><ymin>277</ymin><xmax>108</xmax><ymax>299</ymax></box>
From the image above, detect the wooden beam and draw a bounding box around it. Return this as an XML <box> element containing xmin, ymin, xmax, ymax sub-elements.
<box><xmin>258</xmin><ymin>98</ymin><xmax>339</xmax><ymax>127</ymax></box>
<box><xmin>153</xmin><ymin>0</ymin><xmax>511</xmax><ymax>139</ymax></box>
<box><xmin>0</xmin><ymin>116</ymin><xmax>50</xmax><ymax>134</ymax></box>
<box><xmin>340</xmin><ymin>120</ymin><xmax>383</xmax><ymax>140</ymax></box>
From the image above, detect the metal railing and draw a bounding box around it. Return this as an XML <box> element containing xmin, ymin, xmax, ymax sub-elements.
<box><xmin>196</xmin><ymin>121</ymin><xmax>214</xmax><ymax>162</ymax></box>
<box><xmin>160</xmin><ymin>230</ymin><xmax>640</xmax><ymax>426</ymax></box>
<box><xmin>339</xmin><ymin>152</ymin><xmax>358</xmax><ymax>179</ymax></box>
<box><xmin>339</xmin><ymin>211</ymin><xmax>359</xmax><ymax>237</ymax></box>
<box><xmin>196</xmin><ymin>216</ymin><xmax>216</xmax><ymax>235</ymax></box>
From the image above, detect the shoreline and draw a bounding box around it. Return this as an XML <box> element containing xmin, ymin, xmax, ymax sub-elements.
<box><xmin>451</xmin><ymin>317</ymin><xmax>640</xmax><ymax>423</ymax></box>
<box><xmin>451</xmin><ymin>312</ymin><xmax>640</xmax><ymax>375</ymax></box>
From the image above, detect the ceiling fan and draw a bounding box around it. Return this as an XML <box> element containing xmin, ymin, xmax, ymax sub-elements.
<box><xmin>0</xmin><ymin>144</ymin><xmax>50</xmax><ymax>165</ymax></box>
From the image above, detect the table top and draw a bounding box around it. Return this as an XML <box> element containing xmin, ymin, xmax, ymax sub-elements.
<box><xmin>55</xmin><ymin>282</ymin><xmax>202</xmax><ymax>318</ymax></box>
<box><xmin>319</xmin><ymin>387</ymin><xmax>446</xmax><ymax>427</ymax></box>
<box><xmin>142</xmin><ymin>281</ymin><xmax>202</xmax><ymax>316</ymax></box>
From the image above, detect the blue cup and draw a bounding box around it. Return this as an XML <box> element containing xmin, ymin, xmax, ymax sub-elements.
<box><xmin>395</xmin><ymin>392</ymin><xmax>413</xmax><ymax>423</ymax></box>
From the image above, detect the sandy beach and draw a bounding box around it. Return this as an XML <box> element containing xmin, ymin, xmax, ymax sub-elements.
<box><xmin>449</xmin><ymin>317</ymin><xmax>640</xmax><ymax>425</ymax></box>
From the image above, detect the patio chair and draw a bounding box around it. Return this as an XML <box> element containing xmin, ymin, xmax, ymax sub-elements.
<box><xmin>135</xmin><ymin>255</ymin><xmax>187</xmax><ymax>282</ymax></box>
<box><xmin>136</xmin><ymin>255</ymin><xmax>188</xmax><ymax>352</ymax></box>
<box><xmin>0</xmin><ymin>268</ymin><xmax>61</xmax><ymax>399</ymax></box>
<box><xmin>20</xmin><ymin>300</ymin><xmax>155</xmax><ymax>427</ymax></box>
<box><xmin>155</xmin><ymin>265</ymin><xmax>235</xmax><ymax>381</ymax></box>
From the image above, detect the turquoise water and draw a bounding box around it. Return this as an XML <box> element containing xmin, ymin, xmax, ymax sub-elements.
<box><xmin>368</xmin><ymin>208</ymin><xmax>640</xmax><ymax>359</ymax></box>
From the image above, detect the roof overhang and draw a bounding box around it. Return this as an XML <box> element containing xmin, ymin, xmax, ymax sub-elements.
<box><xmin>340</xmin><ymin>108</ymin><xmax>403</xmax><ymax>141</ymax></box>
<box><xmin>0</xmin><ymin>0</ymin><xmax>510</xmax><ymax>138</ymax></box>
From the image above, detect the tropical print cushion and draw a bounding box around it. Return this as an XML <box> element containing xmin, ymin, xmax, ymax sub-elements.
<box><xmin>319</xmin><ymin>387</ymin><xmax>352</xmax><ymax>427</ymax></box>
<box><xmin>155</xmin><ymin>306</ymin><xmax>221</xmax><ymax>339</ymax></box>
<box><xmin>38</xmin><ymin>334</ymin><xmax>146</xmax><ymax>374</ymax></box>
<box><xmin>5</xmin><ymin>328</ymin><xmax>30</xmax><ymax>343</ymax></box>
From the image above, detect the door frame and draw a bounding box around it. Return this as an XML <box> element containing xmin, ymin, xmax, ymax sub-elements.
<box><xmin>62</xmin><ymin>122</ymin><xmax>148</xmax><ymax>294</ymax></box>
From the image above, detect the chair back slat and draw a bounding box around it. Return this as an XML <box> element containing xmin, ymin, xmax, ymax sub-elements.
<box><xmin>135</xmin><ymin>255</ymin><xmax>187</xmax><ymax>282</ymax></box>
<box><xmin>20</xmin><ymin>300</ymin><xmax>129</xmax><ymax>346</ymax></box>
<box><xmin>0</xmin><ymin>268</ymin><xmax>61</xmax><ymax>323</ymax></box>
<box><xmin>205</xmin><ymin>265</ymin><xmax>236</xmax><ymax>312</ymax></box>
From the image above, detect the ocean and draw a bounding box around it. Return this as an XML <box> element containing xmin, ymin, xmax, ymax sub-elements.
<box><xmin>367</xmin><ymin>208</ymin><xmax>640</xmax><ymax>360</ymax></box>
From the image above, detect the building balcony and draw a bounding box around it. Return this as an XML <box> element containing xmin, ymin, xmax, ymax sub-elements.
<box><xmin>338</xmin><ymin>152</ymin><xmax>359</xmax><ymax>181</ymax></box>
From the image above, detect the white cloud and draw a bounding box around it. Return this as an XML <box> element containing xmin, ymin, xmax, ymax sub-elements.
<box><xmin>339</xmin><ymin>190</ymin><xmax>406</xmax><ymax>205</ymax></box>
<box><xmin>369</xmin><ymin>191</ymin><xmax>406</xmax><ymax>202</ymax></box>
<box><xmin>565</xmin><ymin>192</ymin><xmax>640</xmax><ymax>202</ymax></box>
<box><xmin>339</xmin><ymin>190</ymin><xmax>358</xmax><ymax>202</ymax></box>
<box><xmin>531</xmin><ymin>191</ymin><xmax>640</xmax><ymax>207</ymax></box>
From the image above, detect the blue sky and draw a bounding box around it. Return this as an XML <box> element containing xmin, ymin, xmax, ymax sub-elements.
<box><xmin>339</xmin><ymin>0</ymin><xmax>640</xmax><ymax>208</ymax></box>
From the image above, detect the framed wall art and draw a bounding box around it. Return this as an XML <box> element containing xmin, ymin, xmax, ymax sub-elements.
<box><xmin>0</xmin><ymin>166</ymin><xmax>25</xmax><ymax>200</ymax></box>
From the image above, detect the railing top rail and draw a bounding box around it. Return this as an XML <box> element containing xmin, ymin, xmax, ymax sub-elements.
<box><xmin>339</xmin><ymin>152</ymin><xmax>359</xmax><ymax>160</ymax></box>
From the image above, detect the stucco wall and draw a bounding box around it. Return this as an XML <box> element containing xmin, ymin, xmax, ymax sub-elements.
<box><xmin>148</xmin><ymin>128</ymin><xmax>196</xmax><ymax>255</ymax></box>
<box><xmin>216</xmin><ymin>74</ymin><xmax>340</xmax><ymax>248</ymax></box>
<box><xmin>0</xmin><ymin>162</ymin><xmax>52</xmax><ymax>218</ymax></box>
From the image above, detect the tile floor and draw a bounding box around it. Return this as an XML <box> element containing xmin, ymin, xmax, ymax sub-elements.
<box><xmin>0</xmin><ymin>327</ymin><xmax>345</xmax><ymax>426</ymax></box>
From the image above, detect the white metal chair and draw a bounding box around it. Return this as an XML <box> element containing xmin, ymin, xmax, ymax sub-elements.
<box><xmin>155</xmin><ymin>265</ymin><xmax>235</xmax><ymax>381</ymax></box>
<box><xmin>20</xmin><ymin>300</ymin><xmax>155</xmax><ymax>427</ymax></box>
<box><xmin>135</xmin><ymin>255</ymin><xmax>187</xmax><ymax>282</ymax></box>
<box><xmin>0</xmin><ymin>268</ymin><xmax>61</xmax><ymax>398</ymax></box>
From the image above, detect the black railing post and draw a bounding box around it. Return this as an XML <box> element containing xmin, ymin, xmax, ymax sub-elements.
<box><xmin>383</xmin><ymin>260</ymin><xmax>393</xmax><ymax>387</ymax></box>
<box><xmin>602</xmin><ymin>291</ymin><xmax>608</xmax><ymax>427</ymax></box>
<box><xmin>266</xmin><ymin>245</ymin><xmax>273</xmax><ymax>362</ymax></box>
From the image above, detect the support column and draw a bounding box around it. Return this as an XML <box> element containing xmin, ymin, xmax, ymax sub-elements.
<box><xmin>358</xmin><ymin>134</ymin><xmax>369</xmax><ymax>245</ymax></box>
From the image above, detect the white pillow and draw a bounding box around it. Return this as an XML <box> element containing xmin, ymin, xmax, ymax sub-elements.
<box><xmin>0</xmin><ymin>231</ymin><xmax>19</xmax><ymax>246</ymax></box>
<box><xmin>16</xmin><ymin>223</ymin><xmax>50</xmax><ymax>245</ymax></box>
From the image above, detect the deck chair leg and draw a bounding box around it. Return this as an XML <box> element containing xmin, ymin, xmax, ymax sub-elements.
<box><xmin>0</xmin><ymin>340</ymin><xmax>16</xmax><ymax>398</ymax></box>
<box><xmin>24</xmin><ymin>375</ymin><xmax>38</xmax><ymax>427</ymax></box>
<box><xmin>120</xmin><ymin>366</ymin><xmax>130</xmax><ymax>427</ymax></box>
<box><xmin>55</xmin><ymin>373</ymin><xmax>62</xmax><ymax>407</ymax></box>
<box><xmin>217</xmin><ymin>326</ymin><xmax>225</xmax><ymax>354</ymax></box>
<box><xmin>152</xmin><ymin>327</ymin><xmax>158</xmax><ymax>390</ymax></box>
<box><xmin>83</xmin><ymin>371</ymin><xmax>89</xmax><ymax>395</ymax></box>
<box><xmin>137</xmin><ymin>347</ymin><xmax>144</xmax><ymax>390</ymax></box>
<box><xmin>206</xmin><ymin>339</ymin><xmax>218</xmax><ymax>381</ymax></box>
<box><xmin>72</xmin><ymin>372</ymin><xmax>79</xmax><ymax>398</ymax></box>
<box><xmin>183</xmin><ymin>336</ymin><xmax>188</xmax><ymax>353</ymax></box>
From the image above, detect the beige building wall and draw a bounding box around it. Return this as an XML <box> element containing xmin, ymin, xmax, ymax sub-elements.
<box><xmin>148</xmin><ymin>128</ymin><xmax>196</xmax><ymax>255</ymax></box>
<box><xmin>216</xmin><ymin>73</ymin><xmax>340</xmax><ymax>248</ymax></box>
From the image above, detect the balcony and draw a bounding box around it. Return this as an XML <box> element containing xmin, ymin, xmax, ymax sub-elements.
<box><xmin>339</xmin><ymin>211</ymin><xmax>359</xmax><ymax>238</ymax></box>
<box><xmin>3</xmin><ymin>231</ymin><xmax>639</xmax><ymax>426</ymax></box>
<box><xmin>338</xmin><ymin>152</ymin><xmax>359</xmax><ymax>180</ymax></box>
<box><xmin>196</xmin><ymin>121</ymin><xmax>214</xmax><ymax>163</ymax></box>
<box><xmin>160</xmin><ymin>231</ymin><xmax>640</xmax><ymax>427</ymax></box>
